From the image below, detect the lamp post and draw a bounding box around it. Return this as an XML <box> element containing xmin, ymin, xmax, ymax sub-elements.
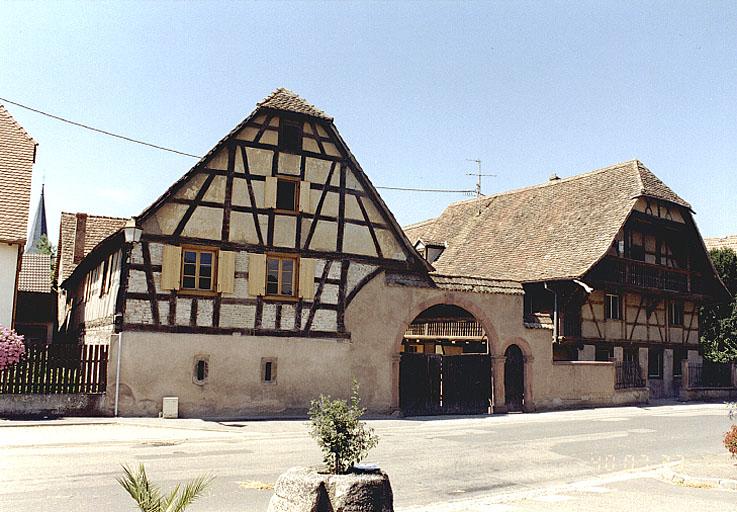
<box><xmin>115</xmin><ymin>218</ymin><xmax>142</xmax><ymax>417</ymax></box>
<box><xmin>122</xmin><ymin>219</ymin><xmax>143</xmax><ymax>243</ymax></box>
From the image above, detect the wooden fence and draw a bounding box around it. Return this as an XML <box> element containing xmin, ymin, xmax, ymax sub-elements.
<box><xmin>0</xmin><ymin>344</ymin><xmax>108</xmax><ymax>394</ymax></box>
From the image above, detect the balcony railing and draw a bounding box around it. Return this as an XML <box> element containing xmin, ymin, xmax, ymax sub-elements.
<box><xmin>591</xmin><ymin>257</ymin><xmax>694</xmax><ymax>294</ymax></box>
<box><xmin>615</xmin><ymin>361</ymin><xmax>645</xmax><ymax>389</ymax></box>
<box><xmin>405</xmin><ymin>320</ymin><xmax>484</xmax><ymax>338</ymax></box>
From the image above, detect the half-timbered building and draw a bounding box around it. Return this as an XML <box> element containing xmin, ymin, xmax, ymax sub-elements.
<box><xmin>61</xmin><ymin>90</ymin><xmax>730</xmax><ymax>418</ymax></box>
<box><xmin>404</xmin><ymin>161</ymin><xmax>730</xmax><ymax>400</ymax></box>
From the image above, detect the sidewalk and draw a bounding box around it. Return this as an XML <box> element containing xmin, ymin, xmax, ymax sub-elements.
<box><xmin>660</xmin><ymin>453</ymin><xmax>737</xmax><ymax>491</ymax></box>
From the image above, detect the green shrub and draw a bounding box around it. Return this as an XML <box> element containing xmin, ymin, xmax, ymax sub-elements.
<box><xmin>308</xmin><ymin>380</ymin><xmax>379</xmax><ymax>474</ymax></box>
<box><xmin>724</xmin><ymin>425</ymin><xmax>737</xmax><ymax>458</ymax></box>
<box><xmin>118</xmin><ymin>463</ymin><xmax>212</xmax><ymax>511</ymax></box>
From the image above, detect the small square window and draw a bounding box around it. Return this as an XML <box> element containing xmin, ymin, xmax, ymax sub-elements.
<box><xmin>276</xmin><ymin>179</ymin><xmax>298</xmax><ymax>211</ymax></box>
<box><xmin>261</xmin><ymin>357</ymin><xmax>277</xmax><ymax>384</ymax></box>
<box><xmin>605</xmin><ymin>294</ymin><xmax>621</xmax><ymax>320</ymax></box>
<box><xmin>279</xmin><ymin>119</ymin><xmax>302</xmax><ymax>152</ymax></box>
<box><xmin>193</xmin><ymin>355</ymin><xmax>209</xmax><ymax>385</ymax></box>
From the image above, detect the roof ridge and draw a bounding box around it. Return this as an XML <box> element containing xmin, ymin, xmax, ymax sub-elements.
<box><xmin>403</xmin><ymin>217</ymin><xmax>437</xmax><ymax>230</ymax></box>
<box><xmin>0</xmin><ymin>104</ymin><xmax>36</xmax><ymax>144</ymax></box>
<box><xmin>446</xmin><ymin>159</ymin><xmax>641</xmax><ymax>208</ymax></box>
<box><xmin>60</xmin><ymin>211</ymin><xmax>130</xmax><ymax>221</ymax></box>
<box><xmin>256</xmin><ymin>87</ymin><xmax>332</xmax><ymax>120</ymax></box>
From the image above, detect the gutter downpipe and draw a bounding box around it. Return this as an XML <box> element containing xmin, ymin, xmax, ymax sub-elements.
<box><xmin>544</xmin><ymin>282</ymin><xmax>559</xmax><ymax>343</ymax></box>
<box><xmin>114</xmin><ymin>332</ymin><xmax>123</xmax><ymax>417</ymax></box>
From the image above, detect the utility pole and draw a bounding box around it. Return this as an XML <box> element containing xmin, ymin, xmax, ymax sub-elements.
<box><xmin>466</xmin><ymin>159</ymin><xmax>496</xmax><ymax>214</ymax></box>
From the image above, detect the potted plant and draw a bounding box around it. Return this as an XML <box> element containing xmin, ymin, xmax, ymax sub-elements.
<box><xmin>268</xmin><ymin>381</ymin><xmax>393</xmax><ymax>512</ymax></box>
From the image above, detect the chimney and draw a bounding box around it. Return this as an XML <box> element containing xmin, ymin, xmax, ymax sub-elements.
<box><xmin>73</xmin><ymin>213</ymin><xmax>88</xmax><ymax>264</ymax></box>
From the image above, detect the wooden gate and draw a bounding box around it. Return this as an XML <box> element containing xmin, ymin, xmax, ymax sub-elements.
<box><xmin>399</xmin><ymin>353</ymin><xmax>491</xmax><ymax>416</ymax></box>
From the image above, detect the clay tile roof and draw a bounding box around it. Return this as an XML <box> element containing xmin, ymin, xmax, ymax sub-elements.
<box><xmin>704</xmin><ymin>235</ymin><xmax>737</xmax><ymax>253</ymax></box>
<box><xmin>0</xmin><ymin>105</ymin><xmax>36</xmax><ymax>244</ymax></box>
<box><xmin>56</xmin><ymin>212</ymin><xmax>128</xmax><ymax>282</ymax></box>
<box><xmin>257</xmin><ymin>88</ymin><xmax>333</xmax><ymax>121</ymax></box>
<box><xmin>403</xmin><ymin>160</ymin><xmax>691</xmax><ymax>283</ymax></box>
<box><xmin>18</xmin><ymin>253</ymin><xmax>51</xmax><ymax>293</ymax></box>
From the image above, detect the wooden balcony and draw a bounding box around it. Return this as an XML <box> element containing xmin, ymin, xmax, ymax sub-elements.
<box><xmin>404</xmin><ymin>320</ymin><xmax>485</xmax><ymax>340</ymax></box>
<box><xmin>588</xmin><ymin>256</ymin><xmax>701</xmax><ymax>295</ymax></box>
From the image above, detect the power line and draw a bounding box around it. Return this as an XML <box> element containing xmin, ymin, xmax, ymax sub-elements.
<box><xmin>0</xmin><ymin>96</ymin><xmax>201</xmax><ymax>158</ymax></box>
<box><xmin>376</xmin><ymin>186</ymin><xmax>474</xmax><ymax>194</ymax></box>
<box><xmin>1</xmin><ymin>96</ymin><xmax>474</xmax><ymax>194</ymax></box>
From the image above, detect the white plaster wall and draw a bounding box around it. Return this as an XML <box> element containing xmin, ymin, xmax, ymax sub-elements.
<box><xmin>0</xmin><ymin>243</ymin><xmax>20</xmax><ymax>327</ymax></box>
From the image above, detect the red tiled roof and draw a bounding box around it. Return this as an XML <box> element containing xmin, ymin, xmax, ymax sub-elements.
<box><xmin>704</xmin><ymin>235</ymin><xmax>737</xmax><ymax>253</ymax></box>
<box><xmin>56</xmin><ymin>212</ymin><xmax>127</xmax><ymax>282</ymax></box>
<box><xmin>0</xmin><ymin>105</ymin><xmax>36</xmax><ymax>244</ymax></box>
<box><xmin>257</xmin><ymin>88</ymin><xmax>333</xmax><ymax>120</ymax></box>
<box><xmin>18</xmin><ymin>253</ymin><xmax>51</xmax><ymax>293</ymax></box>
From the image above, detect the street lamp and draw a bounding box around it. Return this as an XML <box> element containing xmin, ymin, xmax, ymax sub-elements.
<box><xmin>122</xmin><ymin>219</ymin><xmax>143</xmax><ymax>243</ymax></box>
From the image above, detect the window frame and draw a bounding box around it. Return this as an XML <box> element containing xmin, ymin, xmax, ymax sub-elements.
<box><xmin>278</xmin><ymin>118</ymin><xmax>303</xmax><ymax>153</ymax></box>
<box><xmin>261</xmin><ymin>357</ymin><xmax>277</xmax><ymax>384</ymax></box>
<box><xmin>265</xmin><ymin>253</ymin><xmax>299</xmax><ymax>301</ymax></box>
<box><xmin>274</xmin><ymin>176</ymin><xmax>300</xmax><ymax>214</ymax></box>
<box><xmin>179</xmin><ymin>246</ymin><xmax>218</xmax><ymax>296</ymax></box>
<box><xmin>604</xmin><ymin>293</ymin><xmax>621</xmax><ymax>320</ymax></box>
<box><xmin>668</xmin><ymin>300</ymin><xmax>684</xmax><ymax>327</ymax></box>
<box><xmin>648</xmin><ymin>347</ymin><xmax>664</xmax><ymax>379</ymax></box>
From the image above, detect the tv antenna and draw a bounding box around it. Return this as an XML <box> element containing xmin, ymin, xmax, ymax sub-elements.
<box><xmin>466</xmin><ymin>159</ymin><xmax>496</xmax><ymax>214</ymax></box>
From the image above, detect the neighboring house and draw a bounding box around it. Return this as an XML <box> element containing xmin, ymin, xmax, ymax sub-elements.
<box><xmin>15</xmin><ymin>252</ymin><xmax>55</xmax><ymax>344</ymax></box>
<box><xmin>405</xmin><ymin>161</ymin><xmax>729</xmax><ymax>399</ymax></box>
<box><xmin>0</xmin><ymin>104</ymin><xmax>36</xmax><ymax>328</ymax></box>
<box><xmin>55</xmin><ymin>212</ymin><xmax>128</xmax><ymax>342</ymax></box>
<box><xmin>61</xmin><ymin>89</ymin><xmax>730</xmax><ymax>418</ymax></box>
<box><xmin>704</xmin><ymin>235</ymin><xmax>737</xmax><ymax>253</ymax></box>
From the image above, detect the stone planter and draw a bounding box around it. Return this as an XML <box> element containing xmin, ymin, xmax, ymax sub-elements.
<box><xmin>267</xmin><ymin>466</ymin><xmax>394</xmax><ymax>512</ymax></box>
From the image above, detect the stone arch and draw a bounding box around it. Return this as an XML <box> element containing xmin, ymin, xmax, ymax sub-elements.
<box><xmin>393</xmin><ymin>292</ymin><xmax>501</xmax><ymax>356</ymax></box>
<box><xmin>391</xmin><ymin>292</ymin><xmax>500</xmax><ymax>412</ymax></box>
<box><xmin>495</xmin><ymin>336</ymin><xmax>536</xmax><ymax>412</ymax></box>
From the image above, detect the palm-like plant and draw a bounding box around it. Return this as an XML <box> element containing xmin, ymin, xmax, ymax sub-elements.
<box><xmin>118</xmin><ymin>464</ymin><xmax>213</xmax><ymax>512</ymax></box>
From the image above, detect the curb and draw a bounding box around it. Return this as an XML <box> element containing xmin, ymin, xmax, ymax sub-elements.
<box><xmin>659</xmin><ymin>465</ymin><xmax>737</xmax><ymax>491</ymax></box>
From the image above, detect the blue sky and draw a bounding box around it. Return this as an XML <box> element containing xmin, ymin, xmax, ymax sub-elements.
<box><xmin>2</xmin><ymin>1</ymin><xmax>736</xmax><ymax>245</ymax></box>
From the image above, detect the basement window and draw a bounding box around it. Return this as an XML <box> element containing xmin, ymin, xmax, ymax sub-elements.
<box><xmin>193</xmin><ymin>356</ymin><xmax>209</xmax><ymax>385</ymax></box>
<box><xmin>261</xmin><ymin>357</ymin><xmax>277</xmax><ymax>384</ymax></box>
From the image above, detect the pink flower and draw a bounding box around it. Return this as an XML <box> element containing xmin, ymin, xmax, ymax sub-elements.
<box><xmin>0</xmin><ymin>325</ymin><xmax>25</xmax><ymax>371</ymax></box>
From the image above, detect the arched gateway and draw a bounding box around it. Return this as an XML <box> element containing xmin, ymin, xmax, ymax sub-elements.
<box><xmin>399</xmin><ymin>304</ymin><xmax>491</xmax><ymax>416</ymax></box>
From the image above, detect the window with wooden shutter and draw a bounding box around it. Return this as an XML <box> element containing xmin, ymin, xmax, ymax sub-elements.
<box><xmin>161</xmin><ymin>245</ymin><xmax>182</xmax><ymax>290</ymax></box>
<box><xmin>299</xmin><ymin>181</ymin><xmax>312</xmax><ymax>213</ymax></box>
<box><xmin>248</xmin><ymin>253</ymin><xmax>266</xmax><ymax>296</ymax></box>
<box><xmin>264</xmin><ymin>176</ymin><xmax>277</xmax><ymax>209</ymax></box>
<box><xmin>298</xmin><ymin>258</ymin><xmax>316</xmax><ymax>300</ymax></box>
<box><xmin>181</xmin><ymin>248</ymin><xmax>216</xmax><ymax>292</ymax></box>
<box><xmin>217</xmin><ymin>250</ymin><xmax>236</xmax><ymax>294</ymax></box>
<box><xmin>266</xmin><ymin>254</ymin><xmax>298</xmax><ymax>298</ymax></box>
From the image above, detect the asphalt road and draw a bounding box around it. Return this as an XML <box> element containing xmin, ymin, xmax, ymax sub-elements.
<box><xmin>1</xmin><ymin>402</ymin><xmax>735</xmax><ymax>511</ymax></box>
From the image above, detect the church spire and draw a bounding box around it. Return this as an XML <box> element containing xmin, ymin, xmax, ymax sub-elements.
<box><xmin>26</xmin><ymin>183</ymin><xmax>48</xmax><ymax>254</ymax></box>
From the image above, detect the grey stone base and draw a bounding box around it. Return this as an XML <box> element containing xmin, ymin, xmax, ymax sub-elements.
<box><xmin>0</xmin><ymin>393</ymin><xmax>108</xmax><ymax>418</ymax></box>
<box><xmin>267</xmin><ymin>466</ymin><xmax>394</xmax><ymax>512</ymax></box>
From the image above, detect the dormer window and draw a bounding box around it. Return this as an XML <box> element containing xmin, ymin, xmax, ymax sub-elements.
<box><xmin>415</xmin><ymin>239</ymin><xmax>446</xmax><ymax>264</ymax></box>
<box><xmin>279</xmin><ymin>118</ymin><xmax>302</xmax><ymax>153</ymax></box>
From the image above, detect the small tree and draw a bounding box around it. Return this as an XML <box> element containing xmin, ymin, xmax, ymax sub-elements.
<box><xmin>308</xmin><ymin>380</ymin><xmax>379</xmax><ymax>474</ymax></box>
<box><xmin>118</xmin><ymin>464</ymin><xmax>212</xmax><ymax>512</ymax></box>
<box><xmin>701</xmin><ymin>248</ymin><xmax>737</xmax><ymax>362</ymax></box>
<box><xmin>0</xmin><ymin>326</ymin><xmax>25</xmax><ymax>371</ymax></box>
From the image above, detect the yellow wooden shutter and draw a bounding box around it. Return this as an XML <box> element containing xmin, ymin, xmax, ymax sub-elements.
<box><xmin>161</xmin><ymin>245</ymin><xmax>182</xmax><ymax>291</ymax></box>
<box><xmin>299</xmin><ymin>258</ymin><xmax>316</xmax><ymax>300</ymax></box>
<box><xmin>248</xmin><ymin>253</ymin><xmax>266</xmax><ymax>296</ymax></box>
<box><xmin>264</xmin><ymin>176</ymin><xmax>277</xmax><ymax>209</ymax></box>
<box><xmin>299</xmin><ymin>181</ymin><xmax>312</xmax><ymax>213</ymax></box>
<box><xmin>217</xmin><ymin>250</ymin><xmax>236</xmax><ymax>294</ymax></box>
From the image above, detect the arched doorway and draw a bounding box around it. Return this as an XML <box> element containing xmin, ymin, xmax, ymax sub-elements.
<box><xmin>399</xmin><ymin>304</ymin><xmax>491</xmax><ymax>416</ymax></box>
<box><xmin>504</xmin><ymin>344</ymin><xmax>525</xmax><ymax>412</ymax></box>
